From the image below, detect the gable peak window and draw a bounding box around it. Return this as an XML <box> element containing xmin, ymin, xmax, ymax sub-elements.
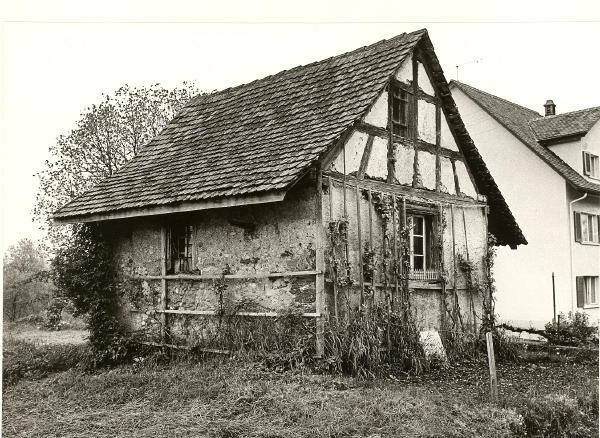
<box><xmin>583</xmin><ymin>152</ymin><xmax>599</xmax><ymax>179</ymax></box>
<box><xmin>390</xmin><ymin>83</ymin><xmax>411</xmax><ymax>137</ymax></box>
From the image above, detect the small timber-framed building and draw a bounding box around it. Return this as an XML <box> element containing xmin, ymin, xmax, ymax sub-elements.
<box><xmin>54</xmin><ymin>29</ymin><xmax>525</xmax><ymax>354</ymax></box>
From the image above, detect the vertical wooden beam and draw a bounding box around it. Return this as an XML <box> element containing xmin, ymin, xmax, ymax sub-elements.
<box><xmin>367</xmin><ymin>188</ymin><xmax>375</xmax><ymax>305</ymax></box>
<box><xmin>387</xmin><ymin>81</ymin><xmax>395</xmax><ymax>184</ymax></box>
<box><xmin>392</xmin><ymin>195</ymin><xmax>398</xmax><ymax>310</ymax></box>
<box><xmin>315</xmin><ymin>168</ymin><xmax>326</xmax><ymax>357</ymax></box>
<box><xmin>327</xmin><ymin>176</ymin><xmax>338</xmax><ymax>319</ymax></box>
<box><xmin>435</xmin><ymin>104</ymin><xmax>442</xmax><ymax>192</ymax></box>
<box><xmin>356</xmin><ymin>185</ymin><xmax>364</xmax><ymax>306</ymax></box>
<box><xmin>160</xmin><ymin>225</ymin><xmax>167</xmax><ymax>342</ymax></box>
<box><xmin>401</xmin><ymin>197</ymin><xmax>408</xmax><ymax>307</ymax></box>
<box><xmin>412</xmin><ymin>55</ymin><xmax>419</xmax><ymax>142</ymax></box>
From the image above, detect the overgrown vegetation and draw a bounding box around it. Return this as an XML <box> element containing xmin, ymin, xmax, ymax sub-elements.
<box><xmin>2</xmin><ymin>338</ymin><xmax>89</xmax><ymax>387</ymax></box>
<box><xmin>3</xmin><ymin>348</ymin><xmax>597</xmax><ymax>437</ymax></box>
<box><xmin>51</xmin><ymin>223</ymin><xmax>134</xmax><ymax>367</ymax></box>
<box><xmin>544</xmin><ymin>311</ymin><xmax>598</xmax><ymax>347</ymax></box>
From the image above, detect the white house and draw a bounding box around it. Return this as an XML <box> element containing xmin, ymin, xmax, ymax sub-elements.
<box><xmin>450</xmin><ymin>81</ymin><xmax>600</xmax><ymax>328</ymax></box>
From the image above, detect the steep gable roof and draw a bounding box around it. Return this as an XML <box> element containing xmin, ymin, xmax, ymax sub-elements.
<box><xmin>450</xmin><ymin>81</ymin><xmax>600</xmax><ymax>195</ymax></box>
<box><xmin>54</xmin><ymin>30</ymin><xmax>425</xmax><ymax>220</ymax></box>
<box><xmin>54</xmin><ymin>30</ymin><xmax>525</xmax><ymax>247</ymax></box>
<box><xmin>530</xmin><ymin>106</ymin><xmax>600</xmax><ymax>142</ymax></box>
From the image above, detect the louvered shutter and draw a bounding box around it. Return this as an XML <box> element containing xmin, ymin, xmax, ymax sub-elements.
<box><xmin>574</xmin><ymin>212</ymin><xmax>582</xmax><ymax>242</ymax></box>
<box><xmin>576</xmin><ymin>277</ymin><xmax>585</xmax><ymax>308</ymax></box>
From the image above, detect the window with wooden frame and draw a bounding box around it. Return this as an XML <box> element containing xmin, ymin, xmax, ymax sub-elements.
<box><xmin>407</xmin><ymin>214</ymin><xmax>437</xmax><ymax>272</ymax></box>
<box><xmin>167</xmin><ymin>224</ymin><xmax>194</xmax><ymax>274</ymax></box>
<box><xmin>583</xmin><ymin>152</ymin><xmax>599</xmax><ymax>179</ymax></box>
<box><xmin>576</xmin><ymin>276</ymin><xmax>599</xmax><ymax>308</ymax></box>
<box><xmin>390</xmin><ymin>83</ymin><xmax>411</xmax><ymax>137</ymax></box>
<box><xmin>574</xmin><ymin>212</ymin><xmax>600</xmax><ymax>244</ymax></box>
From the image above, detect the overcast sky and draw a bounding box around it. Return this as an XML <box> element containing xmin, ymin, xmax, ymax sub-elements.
<box><xmin>1</xmin><ymin>1</ymin><xmax>599</xmax><ymax>253</ymax></box>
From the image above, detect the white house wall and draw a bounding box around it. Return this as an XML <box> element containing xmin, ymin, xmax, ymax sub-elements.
<box><xmin>453</xmin><ymin>87</ymin><xmax>573</xmax><ymax>328</ymax></box>
<box><xmin>569</xmin><ymin>189</ymin><xmax>600</xmax><ymax>322</ymax></box>
<box><xmin>395</xmin><ymin>54</ymin><xmax>412</xmax><ymax>83</ymax></box>
<box><xmin>363</xmin><ymin>91</ymin><xmax>388</xmax><ymax>129</ymax></box>
<box><xmin>547</xmin><ymin>121</ymin><xmax>600</xmax><ymax>184</ymax></box>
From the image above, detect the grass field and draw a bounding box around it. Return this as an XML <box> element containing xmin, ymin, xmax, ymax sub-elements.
<box><xmin>2</xmin><ymin>329</ymin><xmax>598</xmax><ymax>437</ymax></box>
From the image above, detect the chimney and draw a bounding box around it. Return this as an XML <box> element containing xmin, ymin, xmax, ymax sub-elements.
<box><xmin>544</xmin><ymin>99</ymin><xmax>556</xmax><ymax>116</ymax></box>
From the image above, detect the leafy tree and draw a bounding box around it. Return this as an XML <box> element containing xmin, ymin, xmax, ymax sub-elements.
<box><xmin>34</xmin><ymin>83</ymin><xmax>202</xmax><ymax>249</ymax></box>
<box><xmin>3</xmin><ymin>239</ymin><xmax>51</xmax><ymax>321</ymax></box>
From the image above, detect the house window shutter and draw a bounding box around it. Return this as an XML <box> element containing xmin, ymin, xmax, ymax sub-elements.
<box><xmin>576</xmin><ymin>277</ymin><xmax>585</xmax><ymax>308</ymax></box>
<box><xmin>574</xmin><ymin>212</ymin><xmax>582</xmax><ymax>242</ymax></box>
<box><xmin>583</xmin><ymin>151</ymin><xmax>587</xmax><ymax>175</ymax></box>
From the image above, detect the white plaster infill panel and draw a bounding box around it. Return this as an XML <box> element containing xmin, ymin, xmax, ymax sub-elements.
<box><xmin>455</xmin><ymin>160</ymin><xmax>478</xmax><ymax>198</ymax></box>
<box><xmin>439</xmin><ymin>156</ymin><xmax>456</xmax><ymax>194</ymax></box>
<box><xmin>363</xmin><ymin>91</ymin><xmax>388</xmax><ymax>129</ymax></box>
<box><xmin>395</xmin><ymin>54</ymin><xmax>412</xmax><ymax>83</ymax></box>
<box><xmin>419</xmin><ymin>150</ymin><xmax>437</xmax><ymax>190</ymax></box>
<box><xmin>440</xmin><ymin>115</ymin><xmax>459</xmax><ymax>151</ymax></box>
<box><xmin>393</xmin><ymin>142</ymin><xmax>415</xmax><ymax>186</ymax></box>
<box><xmin>418</xmin><ymin>100</ymin><xmax>436</xmax><ymax>144</ymax></box>
<box><xmin>365</xmin><ymin>136</ymin><xmax>389</xmax><ymax>180</ymax></box>
<box><xmin>417</xmin><ymin>61</ymin><xmax>435</xmax><ymax>96</ymax></box>
<box><xmin>330</xmin><ymin>130</ymin><xmax>369</xmax><ymax>174</ymax></box>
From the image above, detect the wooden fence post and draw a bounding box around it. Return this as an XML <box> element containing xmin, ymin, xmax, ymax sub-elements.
<box><xmin>486</xmin><ymin>331</ymin><xmax>498</xmax><ymax>402</ymax></box>
<box><xmin>160</xmin><ymin>226</ymin><xmax>168</xmax><ymax>342</ymax></box>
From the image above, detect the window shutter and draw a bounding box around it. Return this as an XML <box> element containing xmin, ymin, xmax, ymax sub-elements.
<box><xmin>574</xmin><ymin>212</ymin><xmax>582</xmax><ymax>242</ymax></box>
<box><xmin>576</xmin><ymin>276</ymin><xmax>585</xmax><ymax>308</ymax></box>
<box><xmin>583</xmin><ymin>152</ymin><xmax>587</xmax><ymax>175</ymax></box>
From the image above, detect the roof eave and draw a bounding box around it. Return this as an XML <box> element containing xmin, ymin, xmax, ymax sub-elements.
<box><xmin>53</xmin><ymin>190</ymin><xmax>288</xmax><ymax>224</ymax></box>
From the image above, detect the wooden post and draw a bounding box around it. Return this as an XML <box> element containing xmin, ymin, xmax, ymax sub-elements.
<box><xmin>401</xmin><ymin>197</ymin><xmax>408</xmax><ymax>306</ymax></box>
<box><xmin>356</xmin><ymin>185</ymin><xmax>364</xmax><ymax>306</ymax></box>
<box><xmin>485</xmin><ymin>331</ymin><xmax>499</xmax><ymax>402</ymax></box>
<box><xmin>315</xmin><ymin>169</ymin><xmax>326</xmax><ymax>357</ymax></box>
<box><xmin>392</xmin><ymin>195</ymin><xmax>398</xmax><ymax>310</ymax></box>
<box><xmin>328</xmin><ymin>176</ymin><xmax>339</xmax><ymax>320</ymax></box>
<box><xmin>160</xmin><ymin>226</ymin><xmax>168</xmax><ymax>342</ymax></box>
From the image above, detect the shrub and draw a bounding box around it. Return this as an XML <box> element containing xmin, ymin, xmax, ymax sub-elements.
<box><xmin>544</xmin><ymin>312</ymin><xmax>598</xmax><ymax>346</ymax></box>
<box><xmin>52</xmin><ymin>223</ymin><xmax>132</xmax><ymax>367</ymax></box>
<box><xmin>513</xmin><ymin>391</ymin><xmax>599</xmax><ymax>437</ymax></box>
<box><xmin>3</xmin><ymin>340</ymin><xmax>88</xmax><ymax>386</ymax></box>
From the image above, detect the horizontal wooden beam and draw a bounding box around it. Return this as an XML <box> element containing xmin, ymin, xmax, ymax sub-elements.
<box><xmin>53</xmin><ymin>190</ymin><xmax>287</xmax><ymax>224</ymax></box>
<box><xmin>127</xmin><ymin>270</ymin><xmax>321</xmax><ymax>281</ymax></box>
<box><xmin>130</xmin><ymin>309</ymin><xmax>320</xmax><ymax>318</ymax></box>
<box><xmin>324</xmin><ymin>173</ymin><xmax>486</xmax><ymax>207</ymax></box>
<box><xmin>355</xmin><ymin>122</ymin><xmax>462</xmax><ymax>160</ymax></box>
<box><xmin>140</xmin><ymin>341</ymin><xmax>230</xmax><ymax>354</ymax></box>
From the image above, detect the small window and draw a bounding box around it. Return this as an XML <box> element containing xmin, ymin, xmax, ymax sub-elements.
<box><xmin>574</xmin><ymin>212</ymin><xmax>600</xmax><ymax>244</ymax></box>
<box><xmin>407</xmin><ymin>214</ymin><xmax>436</xmax><ymax>271</ymax></box>
<box><xmin>391</xmin><ymin>84</ymin><xmax>410</xmax><ymax>137</ymax></box>
<box><xmin>168</xmin><ymin>224</ymin><xmax>193</xmax><ymax>274</ymax></box>
<box><xmin>577</xmin><ymin>276</ymin><xmax>599</xmax><ymax>307</ymax></box>
<box><xmin>583</xmin><ymin>152</ymin><xmax>599</xmax><ymax>178</ymax></box>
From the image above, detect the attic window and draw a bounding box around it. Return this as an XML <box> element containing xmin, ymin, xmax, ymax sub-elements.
<box><xmin>391</xmin><ymin>84</ymin><xmax>410</xmax><ymax>137</ymax></box>
<box><xmin>167</xmin><ymin>224</ymin><xmax>193</xmax><ymax>274</ymax></box>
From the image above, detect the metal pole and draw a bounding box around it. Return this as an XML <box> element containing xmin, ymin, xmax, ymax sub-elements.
<box><xmin>552</xmin><ymin>272</ymin><xmax>556</xmax><ymax>324</ymax></box>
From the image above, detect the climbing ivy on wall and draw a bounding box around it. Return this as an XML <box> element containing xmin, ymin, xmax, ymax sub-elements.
<box><xmin>52</xmin><ymin>223</ymin><xmax>132</xmax><ymax>366</ymax></box>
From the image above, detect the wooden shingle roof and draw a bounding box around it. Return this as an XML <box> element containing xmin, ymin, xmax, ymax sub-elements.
<box><xmin>54</xmin><ymin>30</ymin><xmax>525</xmax><ymax>246</ymax></box>
<box><xmin>54</xmin><ymin>30</ymin><xmax>424</xmax><ymax>220</ymax></box>
<box><xmin>451</xmin><ymin>81</ymin><xmax>600</xmax><ymax>195</ymax></box>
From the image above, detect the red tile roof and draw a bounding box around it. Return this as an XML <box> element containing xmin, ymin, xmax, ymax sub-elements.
<box><xmin>530</xmin><ymin>106</ymin><xmax>600</xmax><ymax>142</ymax></box>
